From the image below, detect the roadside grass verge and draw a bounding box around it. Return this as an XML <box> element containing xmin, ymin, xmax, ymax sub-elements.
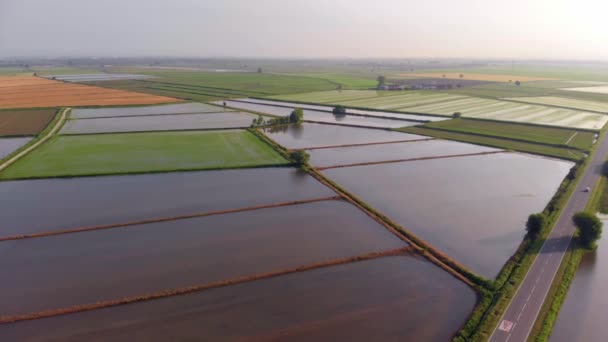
<box><xmin>397</xmin><ymin>126</ymin><xmax>585</xmax><ymax>161</ymax></box>
<box><xmin>0</xmin><ymin>130</ymin><xmax>289</xmax><ymax>180</ymax></box>
<box><xmin>420</xmin><ymin>118</ymin><xmax>595</xmax><ymax>150</ymax></box>
<box><xmin>530</xmin><ymin>158</ymin><xmax>608</xmax><ymax>341</ymax></box>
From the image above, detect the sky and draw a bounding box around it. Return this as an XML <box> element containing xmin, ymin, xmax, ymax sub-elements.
<box><xmin>1</xmin><ymin>0</ymin><xmax>607</xmax><ymax>60</ymax></box>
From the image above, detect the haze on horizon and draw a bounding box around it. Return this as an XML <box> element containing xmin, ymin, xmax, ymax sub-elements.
<box><xmin>1</xmin><ymin>0</ymin><xmax>607</xmax><ymax>60</ymax></box>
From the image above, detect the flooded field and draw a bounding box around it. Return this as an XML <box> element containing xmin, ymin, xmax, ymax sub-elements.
<box><xmin>0</xmin><ymin>200</ymin><xmax>405</xmax><ymax>316</ymax></box>
<box><xmin>0</xmin><ymin>256</ymin><xmax>476</xmax><ymax>341</ymax></box>
<box><xmin>0</xmin><ymin>137</ymin><xmax>31</xmax><ymax>160</ymax></box>
<box><xmin>61</xmin><ymin>112</ymin><xmax>260</xmax><ymax>134</ymax></box>
<box><xmin>263</xmin><ymin>123</ymin><xmax>425</xmax><ymax>149</ymax></box>
<box><xmin>71</xmin><ymin>102</ymin><xmax>227</xmax><ymax>118</ymax></box>
<box><xmin>220</xmin><ymin>98</ymin><xmax>448</xmax><ymax>122</ymax></box>
<box><xmin>0</xmin><ymin>168</ymin><xmax>334</xmax><ymax>236</ymax></box>
<box><xmin>309</xmin><ymin>139</ymin><xmax>500</xmax><ymax>168</ymax></box>
<box><xmin>551</xmin><ymin>220</ymin><xmax>608</xmax><ymax>342</ymax></box>
<box><xmin>324</xmin><ymin>153</ymin><xmax>573</xmax><ymax>278</ymax></box>
<box><xmin>217</xmin><ymin>100</ymin><xmax>413</xmax><ymax>128</ymax></box>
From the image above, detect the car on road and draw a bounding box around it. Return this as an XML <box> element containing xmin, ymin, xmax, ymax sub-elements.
<box><xmin>584</xmin><ymin>187</ymin><xmax>591</xmax><ymax>192</ymax></box>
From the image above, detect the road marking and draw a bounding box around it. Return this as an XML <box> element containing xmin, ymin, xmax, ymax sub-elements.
<box><xmin>499</xmin><ymin>320</ymin><xmax>514</xmax><ymax>332</ymax></box>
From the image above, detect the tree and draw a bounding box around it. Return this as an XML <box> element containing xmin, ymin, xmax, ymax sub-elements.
<box><xmin>526</xmin><ymin>213</ymin><xmax>546</xmax><ymax>239</ymax></box>
<box><xmin>332</xmin><ymin>105</ymin><xmax>346</xmax><ymax>115</ymax></box>
<box><xmin>290</xmin><ymin>150</ymin><xmax>309</xmax><ymax>167</ymax></box>
<box><xmin>573</xmin><ymin>212</ymin><xmax>603</xmax><ymax>249</ymax></box>
<box><xmin>289</xmin><ymin>108</ymin><xmax>304</xmax><ymax>123</ymax></box>
<box><xmin>515</xmin><ymin>80</ymin><xmax>521</xmax><ymax>86</ymax></box>
<box><xmin>257</xmin><ymin>67</ymin><xmax>263</xmax><ymax>73</ymax></box>
<box><xmin>452</xmin><ymin>112</ymin><xmax>462</xmax><ymax>118</ymax></box>
<box><xmin>459</xmin><ymin>74</ymin><xmax>464</xmax><ymax>79</ymax></box>
<box><xmin>377</xmin><ymin>75</ymin><xmax>386</xmax><ymax>88</ymax></box>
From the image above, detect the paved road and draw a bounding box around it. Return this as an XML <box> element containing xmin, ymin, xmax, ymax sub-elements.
<box><xmin>490</xmin><ymin>133</ymin><xmax>608</xmax><ymax>342</ymax></box>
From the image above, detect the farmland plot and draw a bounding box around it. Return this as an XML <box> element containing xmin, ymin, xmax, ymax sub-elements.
<box><xmin>262</xmin><ymin>123</ymin><xmax>425</xmax><ymax>149</ymax></box>
<box><xmin>1</xmin><ymin>130</ymin><xmax>287</xmax><ymax>179</ymax></box>
<box><xmin>0</xmin><ymin>109</ymin><xmax>56</xmax><ymax>136</ymax></box>
<box><xmin>271</xmin><ymin>90</ymin><xmax>394</xmax><ymax>103</ymax></box>
<box><xmin>44</xmin><ymin>74</ymin><xmax>155</xmax><ymax>82</ymax></box>
<box><xmin>504</xmin><ymin>96</ymin><xmax>608</xmax><ymax>112</ymax></box>
<box><xmin>0</xmin><ymin>257</ymin><xmax>476</xmax><ymax>342</ymax></box>
<box><xmin>71</xmin><ymin>102</ymin><xmax>228</xmax><ymax>118</ymax></box>
<box><xmin>561</xmin><ymin>86</ymin><xmax>608</xmax><ymax>94</ymax></box>
<box><xmin>61</xmin><ymin>112</ymin><xmax>263</xmax><ymax>134</ymax></box>
<box><xmin>309</xmin><ymin>139</ymin><xmax>500</xmax><ymax>168</ymax></box>
<box><xmin>0</xmin><ymin>168</ymin><xmax>334</xmax><ymax>236</ymax></box>
<box><xmin>0</xmin><ymin>200</ymin><xmax>405</xmax><ymax>316</ymax></box>
<box><xmin>405</xmin><ymin>97</ymin><xmax>608</xmax><ymax>130</ymax></box>
<box><xmin>324</xmin><ymin>153</ymin><xmax>573</xmax><ymax>278</ymax></box>
<box><xmin>0</xmin><ymin>76</ymin><xmax>179</xmax><ymax>109</ymax></box>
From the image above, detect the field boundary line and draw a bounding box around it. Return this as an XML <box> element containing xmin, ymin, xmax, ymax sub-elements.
<box><xmin>0</xmin><ymin>196</ymin><xmax>340</xmax><ymax>242</ymax></box>
<box><xmin>294</xmin><ymin>138</ymin><xmax>434</xmax><ymax>151</ymax></box>
<box><xmin>302</xmin><ymin>120</ymin><xmax>419</xmax><ymax>130</ymax></box>
<box><xmin>0</xmin><ymin>107</ymin><xmax>68</xmax><ymax>172</ymax></box>
<box><xmin>316</xmin><ymin>150</ymin><xmax>506</xmax><ymax>170</ymax></box>
<box><xmin>0</xmin><ymin>247</ymin><xmax>412</xmax><ymax>325</ymax></box>
<box><xmin>565</xmin><ymin>131</ymin><xmax>578</xmax><ymax>145</ymax></box>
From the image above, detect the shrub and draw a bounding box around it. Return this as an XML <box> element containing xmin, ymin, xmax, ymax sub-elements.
<box><xmin>289</xmin><ymin>150</ymin><xmax>309</xmax><ymax>167</ymax></box>
<box><xmin>573</xmin><ymin>212</ymin><xmax>603</xmax><ymax>249</ymax></box>
<box><xmin>289</xmin><ymin>108</ymin><xmax>304</xmax><ymax>123</ymax></box>
<box><xmin>332</xmin><ymin>105</ymin><xmax>346</xmax><ymax>115</ymax></box>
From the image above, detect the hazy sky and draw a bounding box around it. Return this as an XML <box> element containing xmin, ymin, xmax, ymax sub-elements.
<box><xmin>1</xmin><ymin>0</ymin><xmax>607</xmax><ymax>59</ymax></box>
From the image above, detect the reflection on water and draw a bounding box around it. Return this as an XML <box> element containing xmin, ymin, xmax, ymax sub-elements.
<box><xmin>550</xmin><ymin>220</ymin><xmax>608</xmax><ymax>342</ymax></box>
<box><xmin>0</xmin><ymin>257</ymin><xmax>476</xmax><ymax>342</ymax></box>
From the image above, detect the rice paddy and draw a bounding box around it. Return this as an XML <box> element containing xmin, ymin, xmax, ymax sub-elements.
<box><xmin>503</xmin><ymin>96</ymin><xmax>608</xmax><ymax>113</ymax></box>
<box><xmin>0</xmin><ymin>137</ymin><xmax>32</xmax><ymax>160</ymax></box>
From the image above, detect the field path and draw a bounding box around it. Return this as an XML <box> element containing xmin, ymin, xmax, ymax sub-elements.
<box><xmin>489</xmin><ymin>130</ymin><xmax>608</xmax><ymax>342</ymax></box>
<box><xmin>0</xmin><ymin>107</ymin><xmax>68</xmax><ymax>172</ymax></box>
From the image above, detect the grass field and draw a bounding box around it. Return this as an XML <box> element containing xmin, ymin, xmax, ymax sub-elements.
<box><xmin>0</xmin><ymin>76</ymin><xmax>179</xmax><ymax>109</ymax></box>
<box><xmin>399</xmin><ymin>72</ymin><xmax>553</xmax><ymax>82</ymax></box>
<box><xmin>420</xmin><ymin>119</ymin><xmax>595</xmax><ymax>150</ymax></box>
<box><xmin>0</xmin><ymin>130</ymin><xmax>288</xmax><ymax>179</ymax></box>
<box><xmin>398</xmin><ymin>126</ymin><xmax>586</xmax><ymax>160</ymax></box>
<box><xmin>289</xmin><ymin>72</ymin><xmax>377</xmax><ymax>89</ymax></box>
<box><xmin>84</xmin><ymin>69</ymin><xmax>339</xmax><ymax>102</ymax></box>
<box><xmin>504</xmin><ymin>96</ymin><xmax>608</xmax><ymax>112</ymax></box>
<box><xmin>0</xmin><ymin>109</ymin><xmax>57</xmax><ymax>136</ymax></box>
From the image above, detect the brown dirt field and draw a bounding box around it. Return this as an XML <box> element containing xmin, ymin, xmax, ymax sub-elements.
<box><xmin>400</xmin><ymin>72</ymin><xmax>555</xmax><ymax>82</ymax></box>
<box><xmin>0</xmin><ymin>76</ymin><xmax>180</xmax><ymax>109</ymax></box>
<box><xmin>0</xmin><ymin>109</ymin><xmax>57</xmax><ymax>136</ymax></box>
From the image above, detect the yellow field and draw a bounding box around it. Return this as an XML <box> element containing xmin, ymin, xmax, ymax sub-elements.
<box><xmin>0</xmin><ymin>76</ymin><xmax>180</xmax><ymax>109</ymax></box>
<box><xmin>400</xmin><ymin>73</ymin><xmax>554</xmax><ymax>82</ymax></box>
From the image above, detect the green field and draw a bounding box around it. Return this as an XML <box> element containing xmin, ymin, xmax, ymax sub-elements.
<box><xmin>0</xmin><ymin>130</ymin><xmax>288</xmax><ymax>179</ymax></box>
<box><xmin>88</xmin><ymin>69</ymin><xmax>339</xmax><ymax>101</ymax></box>
<box><xmin>398</xmin><ymin>126</ymin><xmax>586</xmax><ymax>161</ymax></box>
<box><xmin>420</xmin><ymin>118</ymin><xmax>595</xmax><ymax>150</ymax></box>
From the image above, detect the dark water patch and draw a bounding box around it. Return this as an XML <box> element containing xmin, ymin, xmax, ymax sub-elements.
<box><xmin>0</xmin><ymin>256</ymin><xmax>476</xmax><ymax>342</ymax></box>
<box><xmin>324</xmin><ymin>153</ymin><xmax>573</xmax><ymax>278</ymax></box>
<box><xmin>0</xmin><ymin>168</ymin><xmax>334</xmax><ymax>236</ymax></box>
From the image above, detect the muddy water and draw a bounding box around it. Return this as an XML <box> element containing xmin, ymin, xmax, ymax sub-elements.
<box><xmin>61</xmin><ymin>112</ymin><xmax>261</xmax><ymax>134</ymax></box>
<box><xmin>262</xmin><ymin>123</ymin><xmax>424</xmax><ymax>149</ymax></box>
<box><xmin>0</xmin><ymin>137</ymin><xmax>32</xmax><ymax>159</ymax></box>
<box><xmin>71</xmin><ymin>102</ymin><xmax>224</xmax><ymax>118</ymax></box>
<box><xmin>324</xmin><ymin>153</ymin><xmax>573</xmax><ymax>278</ymax></box>
<box><xmin>0</xmin><ymin>256</ymin><xmax>476</xmax><ymax>342</ymax></box>
<box><xmin>550</xmin><ymin>220</ymin><xmax>608</xmax><ymax>342</ymax></box>
<box><xmin>309</xmin><ymin>139</ymin><xmax>500</xmax><ymax>168</ymax></box>
<box><xmin>0</xmin><ymin>200</ymin><xmax>406</xmax><ymax>316</ymax></box>
<box><xmin>0</xmin><ymin>168</ymin><xmax>334</xmax><ymax>236</ymax></box>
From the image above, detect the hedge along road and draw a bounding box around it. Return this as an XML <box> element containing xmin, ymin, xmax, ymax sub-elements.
<box><xmin>490</xmin><ymin>130</ymin><xmax>608</xmax><ymax>342</ymax></box>
<box><xmin>0</xmin><ymin>108</ymin><xmax>68</xmax><ymax>172</ymax></box>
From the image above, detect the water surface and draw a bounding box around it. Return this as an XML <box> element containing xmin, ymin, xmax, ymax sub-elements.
<box><xmin>0</xmin><ymin>137</ymin><xmax>32</xmax><ymax>159</ymax></box>
<box><xmin>0</xmin><ymin>168</ymin><xmax>334</xmax><ymax>236</ymax></box>
<box><xmin>324</xmin><ymin>153</ymin><xmax>573</xmax><ymax>278</ymax></box>
<box><xmin>0</xmin><ymin>256</ymin><xmax>476</xmax><ymax>342</ymax></box>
